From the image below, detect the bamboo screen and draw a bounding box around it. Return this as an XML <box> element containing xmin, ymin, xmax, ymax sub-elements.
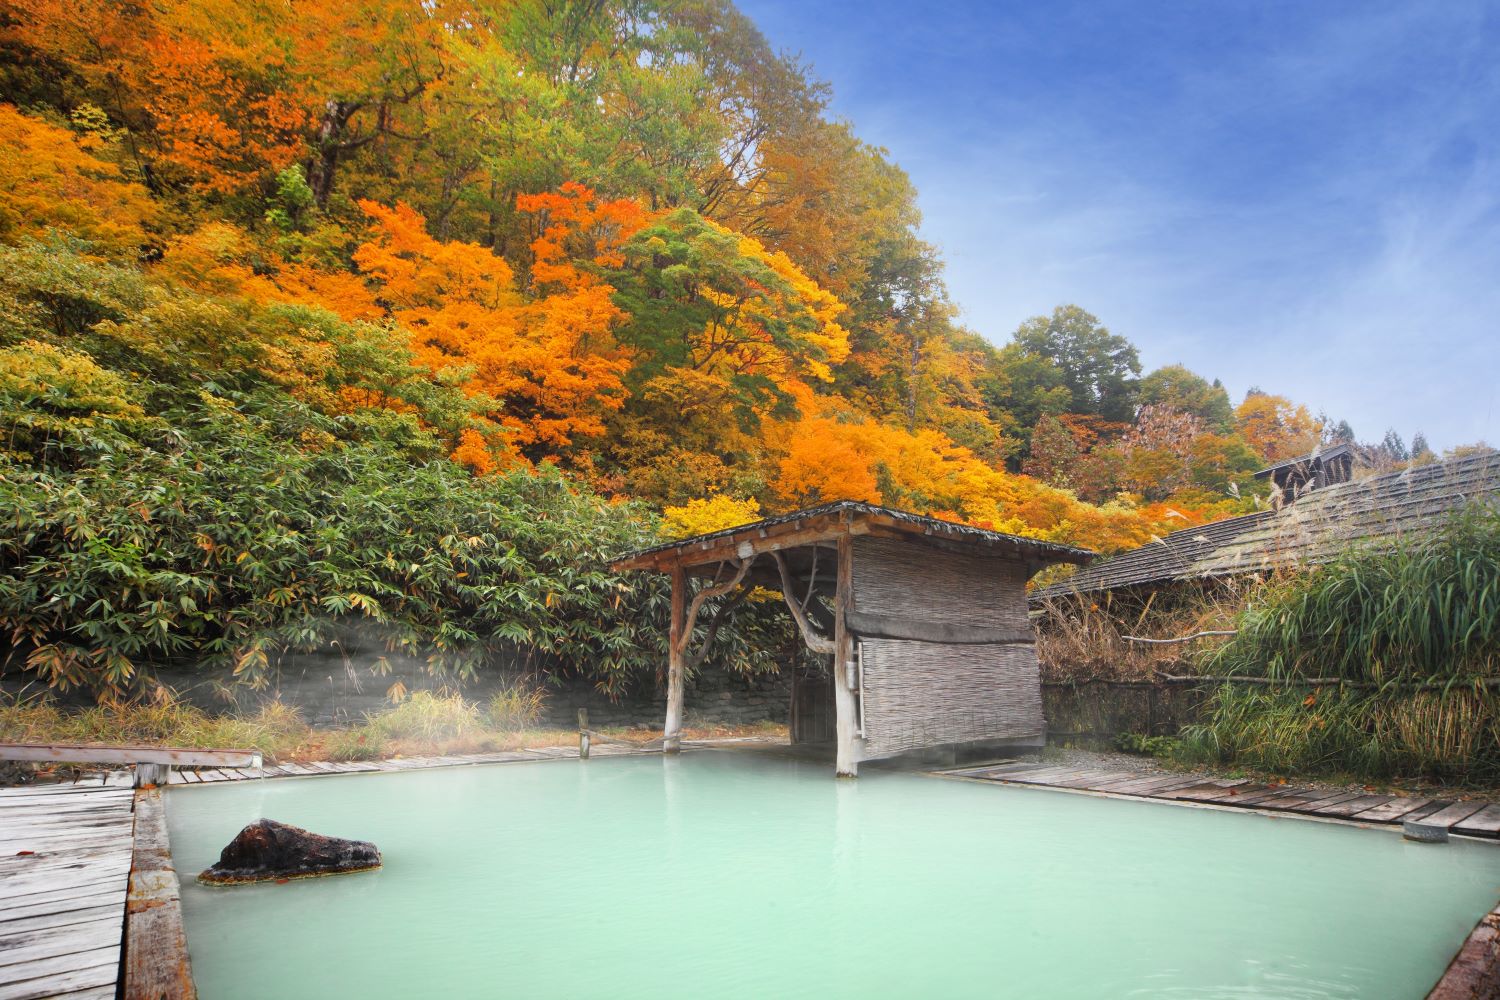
<box><xmin>851</xmin><ymin>537</ymin><xmax>1045</xmax><ymax>757</ymax></box>
<box><xmin>859</xmin><ymin>639</ymin><xmax>1045</xmax><ymax>756</ymax></box>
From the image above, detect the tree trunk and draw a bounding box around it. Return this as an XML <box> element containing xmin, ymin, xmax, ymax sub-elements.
<box><xmin>663</xmin><ymin>564</ymin><xmax>686</xmax><ymax>752</ymax></box>
<box><xmin>832</xmin><ymin>532</ymin><xmax>861</xmax><ymax>777</ymax></box>
<box><xmin>307</xmin><ymin>99</ymin><xmax>355</xmax><ymax>208</ymax></box>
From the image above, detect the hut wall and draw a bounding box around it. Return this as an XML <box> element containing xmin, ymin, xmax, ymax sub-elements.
<box><xmin>851</xmin><ymin>537</ymin><xmax>1044</xmax><ymax>757</ymax></box>
<box><xmin>851</xmin><ymin>538</ymin><xmax>1029</xmax><ymax>628</ymax></box>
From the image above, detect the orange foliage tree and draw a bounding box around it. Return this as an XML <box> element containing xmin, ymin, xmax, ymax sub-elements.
<box><xmin>352</xmin><ymin>186</ymin><xmax>641</xmax><ymax>469</ymax></box>
<box><xmin>0</xmin><ymin>105</ymin><xmax>156</xmax><ymax>252</ymax></box>
<box><xmin>766</xmin><ymin>400</ymin><xmax>1178</xmax><ymax>555</ymax></box>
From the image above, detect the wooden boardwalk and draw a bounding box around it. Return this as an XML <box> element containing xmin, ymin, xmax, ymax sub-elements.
<box><xmin>160</xmin><ymin>739</ymin><xmax>657</xmax><ymax>786</ymax></box>
<box><xmin>0</xmin><ymin>781</ymin><xmax>136</xmax><ymax>1000</ymax></box>
<box><xmin>948</xmin><ymin>761</ymin><xmax>1500</xmax><ymax>838</ymax></box>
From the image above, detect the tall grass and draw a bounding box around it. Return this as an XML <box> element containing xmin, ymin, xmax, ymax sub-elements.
<box><xmin>0</xmin><ymin>693</ymin><xmax>310</xmax><ymax>761</ymax></box>
<box><xmin>364</xmin><ymin>691</ymin><xmax>487</xmax><ymax>744</ymax></box>
<box><xmin>1180</xmin><ymin>503</ymin><xmax>1500</xmax><ymax>784</ymax></box>
<box><xmin>1206</xmin><ymin>504</ymin><xmax>1500</xmax><ymax>684</ymax></box>
<box><xmin>486</xmin><ymin>681</ymin><xmax>547</xmax><ymax>730</ymax></box>
<box><xmin>1033</xmin><ymin>584</ymin><xmax>1245</xmax><ymax>682</ymax></box>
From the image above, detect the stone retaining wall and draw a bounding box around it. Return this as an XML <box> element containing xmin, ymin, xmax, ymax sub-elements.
<box><xmin>1426</xmin><ymin>902</ymin><xmax>1500</xmax><ymax>999</ymax></box>
<box><xmin>3</xmin><ymin>651</ymin><xmax>791</xmax><ymax>731</ymax></box>
<box><xmin>1042</xmin><ymin>680</ymin><xmax>1209</xmax><ymax>743</ymax></box>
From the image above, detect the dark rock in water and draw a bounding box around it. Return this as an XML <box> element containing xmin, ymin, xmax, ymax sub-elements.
<box><xmin>198</xmin><ymin>819</ymin><xmax>381</xmax><ymax>885</ymax></box>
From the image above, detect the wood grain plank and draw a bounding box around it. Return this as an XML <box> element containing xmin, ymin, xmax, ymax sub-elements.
<box><xmin>1311</xmin><ymin>795</ymin><xmax>1394</xmax><ymax>818</ymax></box>
<box><xmin>1041</xmin><ymin>770</ymin><xmax>1125</xmax><ymax>789</ymax></box>
<box><xmin>47</xmin><ymin>987</ymin><xmax>116</xmax><ymax>1000</ymax></box>
<box><xmin>0</xmin><ymin>945</ymin><xmax>118</xmax><ymax>990</ymax></box>
<box><xmin>1250</xmin><ymin>788</ymin><xmax>1351</xmax><ymax>811</ymax></box>
<box><xmin>124</xmin><ymin>788</ymin><xmax>195</xmax><ymax>1000</ymax></box>
<box><xmin>1452</xmin><ymin>804</ymin><xmax>1500</xmax><ymax>837</ymax></box>
<box><xmin>1157</xmin><ymin>779</ymin><xmax>1251</xmax><ymax>800</ymax></box>
<box><xmin>0</xmin><ymin>743</ymin><xmax>258</xmax><ymax>768</ymax></box>
<box><xmin>0</xmin><ymin>888</ymin><xmax>126</xmax><ymax>924</ymax></box>
<box><xmin>1348</xmin><ymin>797</ymin><xmax>1434</xmax><ymax>823</ymax></box>
<box><xmin>1100</xmin><ymin>774</ymin><xmax>1210</xmax><ymax>795</ymax></box>
<box><xmin>1419</xmin><ymin>801</ymin><xmax>1489</xmax><ymax>830</ymax></box>
<box><xmin>0</xmin><ymin>918</ymin><xmax>121</xmax><ymax>972</ymax></box>
<box><xmin>1185</xmin><ymin>784</ymin><xmax>1276</xmax><ymax>804</ymax></box>
<box><xmin>0</xmin><ymin>905</ymin><xmax>121</xmax><ymax>937</ymax></box>
<box><xmin>996</xmin><ymin>765</ymin><xmax>1098</xmax><ymax>784</ymax></box>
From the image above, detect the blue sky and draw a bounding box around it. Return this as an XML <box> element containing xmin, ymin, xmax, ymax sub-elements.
<box><xmin>736</xmin><ymin>0</ymin><xmax>1500</xmax><ymax>450</ymax></box>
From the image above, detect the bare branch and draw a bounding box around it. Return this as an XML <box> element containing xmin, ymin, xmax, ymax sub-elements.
<box><xmin>674</xmin><ymin>558</ymin><xmax>753</xmax><ymax>656</ymax></box>
<box><xmin>686</xmin><ymin>585</ymin><xmax>750</xmax><ymax>670</ymax></box>
<box><xmin>799</xmin><ymin>546</ymin><xmax>820</xmax><ymax>612</ymax></box>
<box><xmin>774</xmin><ymin>552</ymin><xmax>836</xmax><ymax>655</ymax></box>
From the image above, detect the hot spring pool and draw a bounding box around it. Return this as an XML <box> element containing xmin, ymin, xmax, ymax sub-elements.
<box><xmin>168</xmin><ymin>753</ymin><xmax>1500</xmax><ymax>999</ymax></box>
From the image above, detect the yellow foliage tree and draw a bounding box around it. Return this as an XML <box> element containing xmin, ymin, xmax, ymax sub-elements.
<box><xmin>0</xmin><ymin>105</ymin><xmax>156</xmax><ymax>252</ymax></box>
<box><xmin>661</xmin><ymin>495</ymin><xmax>763</xmax><ymax>539</ymax></box>
<box><xmin>1235</xmin><ymin>393</ymin><xmax>1321</xmax><ymax>462</ymax></box>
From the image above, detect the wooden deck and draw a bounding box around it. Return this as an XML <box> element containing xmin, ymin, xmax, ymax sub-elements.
<box><xmin>947</xmin><ymin>761</ymin><xmax>1500</xmax><ymax>838</ymax></box>
<box><xmin>159</xmin><ymin>739</ymin><xmax>659</xmax><ymax>786</ymax></box>
<box><xmin>0</xmin><ymin>781</ymin><xmax>136</xmax><ymax>1000</ymax></box>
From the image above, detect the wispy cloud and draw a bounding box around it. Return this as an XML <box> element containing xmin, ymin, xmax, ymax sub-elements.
<box><xmin>740</xmin><ymin>0</ymin><xmax>1500</xmax><ymax>448</ymax></box>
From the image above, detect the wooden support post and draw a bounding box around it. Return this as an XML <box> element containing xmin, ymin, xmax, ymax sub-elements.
<box><xmin>664</xmin><ymin>562</ymin><xmax>686</xmax><ymax>753</ymax></box>
<box><xmin>135</xmin><ymin>762</ymin><xmax>169</xmax><ymax>788</ymax></box>
<box><xmin>832</xmin><ymin>532</ymin><xmax>861</xmax><ymax>778</ymax></box>
<box><xmin>578</xmin><ymin>708</ymin><xmax>590</xmax><ymax>759</ymax></box>
<box><xmin>126</xmin><ymin>788</ymin><xmax>196</xmax><ymax>999</ymax></box>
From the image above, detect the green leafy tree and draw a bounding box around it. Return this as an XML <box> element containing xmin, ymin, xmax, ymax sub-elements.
<box><xmin>1138</xmin><ymin>364</ymin><xmax>1234</xmax><ymax>432</ymax></box>
<box><xmin>1011</xmin><ymin>305</ymin><xmax>1141</xmax><ymax>423</ymax></box>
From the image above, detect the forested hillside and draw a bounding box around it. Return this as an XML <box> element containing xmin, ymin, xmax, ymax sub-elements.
<box><xmin>0</xmin><ymin>0</ymin><xmax>1363</xmax><ymax>697</ymax></box>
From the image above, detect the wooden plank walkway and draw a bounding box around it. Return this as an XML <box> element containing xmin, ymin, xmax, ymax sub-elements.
<box><xmin>159</xmin><ymin>738</ymin><xmax>660</xmax><ymax>786</ymax></box>
<box><xmin>0</xmin><ymin>782</ymin><xmax>136</xmax><ymax>1000</ymax></box>
<box><xmin>947</xmin><ymin>761</ymin><xmax>1500</xmax><ymax>839</ymax></box>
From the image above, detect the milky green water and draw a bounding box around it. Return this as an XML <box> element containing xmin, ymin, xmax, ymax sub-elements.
<box><xmin>168</xmin><ymin>753</ymin><xmax>1500</xmax><ymax>999</ymax></box>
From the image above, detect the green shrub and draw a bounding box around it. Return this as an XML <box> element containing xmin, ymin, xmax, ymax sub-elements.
<box><xmin>1113</xmin><ymin>732</ymin><xmax>1181</xmax><ymax>758</ymax></box>
<box><xmin>1179</xmin><ymin>504</ymin><xmax>1500</xmax><ymax>783</ymax></box>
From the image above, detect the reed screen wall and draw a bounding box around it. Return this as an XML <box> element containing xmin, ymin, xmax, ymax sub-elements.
<box><xmin>851</xmin><ymin>538</ymin><xmax>1045</xmax><ymax>757</ymax></box>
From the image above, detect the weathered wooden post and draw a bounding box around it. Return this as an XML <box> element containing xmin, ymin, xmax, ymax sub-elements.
<box><xmin>831</xmin><ymin>531</ymin><xmax>862</xmax><ymax>778</ymax></box>
<box><xmin>663</xmin><ymin>563</ymin><xmax>687</xmax><ymax>753</ymax></box>
<box><xmin>578</xmin><ymin>708</ymin><xmax>590</xmax><ymax>759</ymax></box>
<box><xmin>135</xmin><ymin>762</ymin><xmax>169</xmax><ymax>788</ymax></box>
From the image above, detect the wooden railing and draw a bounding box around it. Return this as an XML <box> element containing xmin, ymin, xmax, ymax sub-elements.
<box><xmin>0</xmin><ymin>743</ymin><xmax>263</xmax><ymax>787</ymax></box>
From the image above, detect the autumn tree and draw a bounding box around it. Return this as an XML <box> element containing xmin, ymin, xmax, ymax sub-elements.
<box><xmin>1137</xmin><ymin>364</ymin><xmax>1234</xmax><ymax>432</ymax></box>
<box><xmin>353</xmin><ymin>187</ymin><xmax>639</xmax><ymax>468</ymax></box>
<box><xmin>1235</xmin><ymin>390</ymin><xmax>1320</xmax><ymax>462</ymax></box>
<box><xmin>0</xmin><ymin>104</ymin><xmax>156</xmax><ymax>253</ymax></box>
<box><xmin>1022</xmin><ymin>414</ymin><xmax>1080</xmax><ymax>489</ymax></box>
<box><xmin>608</xmin><ymin>207</ymin><xmax>849</xmax><ymax>413</ymax></box>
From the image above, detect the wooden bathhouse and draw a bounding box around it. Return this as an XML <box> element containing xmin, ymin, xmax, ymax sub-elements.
<box><xmin>611</xmin><ymin>501</ymin><xmax>1092</xmax><ymax>776</ymax></box>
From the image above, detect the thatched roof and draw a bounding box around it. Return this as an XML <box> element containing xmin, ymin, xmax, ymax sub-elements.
<box><xmin>612</xmin><ymin>500</ymin><xmax>1093</xmax><ymax>574</ymax></box>
<box><xmin>1039</xmin><ymin>449</ymin><xmax>1500</xmax><ymax>598</ymax></box>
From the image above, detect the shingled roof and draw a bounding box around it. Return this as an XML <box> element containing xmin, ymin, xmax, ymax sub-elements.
<box><xmin>1040</xmin><ymin>449</ymin><xmax>1500</xmax><ymax>598</ymax></box>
